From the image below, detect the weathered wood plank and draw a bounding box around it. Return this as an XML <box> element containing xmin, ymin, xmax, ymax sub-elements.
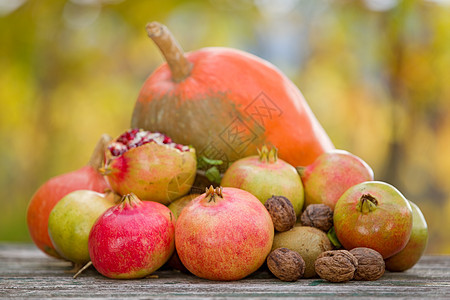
<box><xmin>1</xmin><ymin>243</ymin><xmax>449</xmax><ymax>298</ymax></box>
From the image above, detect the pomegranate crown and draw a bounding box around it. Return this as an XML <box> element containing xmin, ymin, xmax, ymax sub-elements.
<box><xmin>119</xmin><ymin>193</ymin><xmax>142</xmax><ymax>209</ymax></box>
<box><xmin>205</xmin><ymin>186</ymin><xmax>223</xmax><ymax>203</ymax></box>
<box><xmin>257</xmin><ymin>146</ymin><xmax>278</xmax><ymax>163</ymax></box>
<box><xmin>356</xmin><ymin>193</ymin><xmax>378</xmax><ymax>213</ymax></box>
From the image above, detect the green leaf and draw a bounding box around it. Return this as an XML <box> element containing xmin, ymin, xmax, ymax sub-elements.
<box><xmin>201</xmin><ymin>156</ymin><xmax>223</xmax><ymax>166</ymax></box>
<box><xmin>205</xmin><ymin>166</ymin><xmax>222</xmax><ymax>184</ymax></box>
<box><xmin>327</xmin><ymin>227</ymin><xmax>342</xmax><ymax>249</ymax></box>
<box><xmin>197</xmin><ymin>155</ymin><xmax>224</xmax><ymax>170</ymax></box>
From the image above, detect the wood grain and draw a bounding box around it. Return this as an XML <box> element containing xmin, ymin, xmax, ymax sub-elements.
<box><xmin>1</xmin><ymin>243</ymin><xmax>449</xmax><ymax>298</ymax></box>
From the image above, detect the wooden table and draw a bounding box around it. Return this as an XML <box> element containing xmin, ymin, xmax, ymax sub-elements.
<box><xmin>1</xmin><ymin>243</ymin><xmax>449</xmax><ymax>298</ymax></box>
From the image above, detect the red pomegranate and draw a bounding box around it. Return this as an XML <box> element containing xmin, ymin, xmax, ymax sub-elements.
<box><xmin>27</xmin><ymin>134</ymin><xmax>111</xmax><ymax>258</ymax></box>
<box><xmin>88</xmin><ymin>193</ymin><xmax>175</xmax><ymax>279</ymax></box>
<box><xmin>298</xmin><ymin>149</ymin><xmax>374</xmax><ymax>210</ymax></box>
<box><xmin>131</xmin><ymin>22</ymin><xmax>334</xmax><ymax>169</ymax></box>
<box><xmin>175</xmin><ymin>186</ymin><xmax>274</xmax><ymax>281</ymax></box>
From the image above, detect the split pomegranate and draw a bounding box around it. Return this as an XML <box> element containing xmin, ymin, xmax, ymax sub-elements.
<box><xmin>132</xmin><ymin>22</ymin><xmax>334</xmax><ymax>168</ymax></box>
<box><xmin>107</xmin><ymin>128</ymin><xmax>190</xmax><ymax>157</ymax></box>
<box><xmin>26</xmin><ymin>134</ymin><xmax>111</xmax><ymax>258</ymax></box>
<box><xmin>175</xmin><ymin>186</ymin><xmax>274</xmax><ymax>281</ymax></box>
<box><xmin>102</xmin><ymin>128</ymin><xmax>196</xmax><ymax>205</ymax></box>
<box><xmin>88</xmin><ymin>193</ymin><xmax>175</xmax><ymax>279</ymax></box>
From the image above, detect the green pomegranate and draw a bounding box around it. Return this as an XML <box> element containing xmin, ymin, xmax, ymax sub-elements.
<box><xmin>48</xmin><ymin>190</ymin><xmax>117</xmax><ymax>267</ymax></box>
<box><xmin>384</xmin><ymin>201</ymin><xmax>428</xmax><ymax>271</ymax></box>
<box><xmin>221</xmin><ymin>146</ymin><xmax>304</xmax><ymax>215</ymax></box>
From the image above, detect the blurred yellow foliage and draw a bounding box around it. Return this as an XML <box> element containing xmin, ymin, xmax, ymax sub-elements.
<box><xmin>1</xmin><ymin>0</ymin><xmax>449</xmax><ymax>253</ymax></box>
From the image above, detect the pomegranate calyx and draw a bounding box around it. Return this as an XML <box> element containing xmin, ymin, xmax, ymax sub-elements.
<box><xmin>356</xmin><ymin>194</ymin><xmax>378</xmax><ymax>214</ymax></box>
<box><xmin>120</xmin><ymin>193</ymin><xmax>142</xmax><ymax>209</ymax></box>
<box><xmin>205</xmin><ymin>186</ymin><xmax>223</xmax><ymax>203</ymax></box>
<box><xmin>98</xmin><ymin>164</ymin><xmax>112</xmax><ymax>176</ymax></box>
<box><xmin>257</xmin><ymin>146</ymin><xmax>278</xmax><ymax>164</ymax></box>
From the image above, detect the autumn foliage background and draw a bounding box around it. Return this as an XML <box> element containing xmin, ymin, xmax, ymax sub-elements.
<box><xmin>1</xmin><ymin>0</ymin><xmax>449</xmax><ymax>254</ymax></box>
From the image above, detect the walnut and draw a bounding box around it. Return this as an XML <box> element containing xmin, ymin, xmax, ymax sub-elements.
<box><xmin>300</xmin><ymin>204</ymin><xmax>333</xmax><ymax>232</ymax></box>
<box><xmin>315</xmin><ymin>250</ymin><xmax>358</xmax><ymax>282</ymax></box>
<box><xmin>350</xmin><ymin>247</ymin><xmax>385</xmax><ymax>281</ymax></box>
<box><xmin>264</xmin><ymin>196</ymin><xmax>296</xmax><ymax>232</ymax></box>
<box><xmin>267</xmin><ymin>248</ymin><xmax>305</xmax><ymax>282</ymax></box>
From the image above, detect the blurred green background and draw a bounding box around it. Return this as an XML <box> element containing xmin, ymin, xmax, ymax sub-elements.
<box><xmin>1</xmin><ymin>0</ymin><xmax>449</xmax><ymax>254</ymax></box>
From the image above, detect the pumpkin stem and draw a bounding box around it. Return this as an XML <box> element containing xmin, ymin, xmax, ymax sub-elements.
<box><xmin>146</xmin><ymin>22</ymin><xmax>193</xmax><ymax>82</ymax></box>
<box><xmin>88</xmin><ymin>134</ymin><xmax>112</xmax><ymax>170</ymax></box>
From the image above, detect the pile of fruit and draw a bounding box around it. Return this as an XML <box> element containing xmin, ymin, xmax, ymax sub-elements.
<box><xmin>26</xmin><ymin>22</ymin><xmax>428</xmax><ymax>282</ymax></box>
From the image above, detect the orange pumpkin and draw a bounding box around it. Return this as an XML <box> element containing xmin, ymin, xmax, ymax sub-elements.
<box><xmin>132</xmin><ymin>22</ymin><xmax>334</xmax><ymax>168</ymax></box>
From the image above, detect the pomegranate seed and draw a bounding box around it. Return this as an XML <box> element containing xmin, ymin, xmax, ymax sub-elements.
<box><xmin>136</xmin><ymin>130</ymin><xmax>147</xmax><ymax>140</ymax></box>
<box><xmin>136</xmin><ymin>140</ymin><xmax>146</xmax><ymax>147</ymax></box>
<box><xmin>111</xmin><ymin>129</ymin><xmax>189</xmax><ymax>156</ymax></box>
<box><xmin>117</xmin><ymin>135</ymin><xmax>128</xmax><ymax>144</ymax></box>
<box><xmin>140</xmin><ymin>136</ymin><xmax>150</xmax><ymax>143</ymax></box>
<box><xmin>127</xmin><ymin>143</ymin><xmax>138</xmax><ymax>150</ymax></box>
<box><xmin>109</xmin><ymin>143</ymin><xmax>127</xmax><ymax>156</ymax></box>
<box><xmin>125</xmin><ymin>134</ymin><xmax>134</xmax><ymax>143</ymax></box>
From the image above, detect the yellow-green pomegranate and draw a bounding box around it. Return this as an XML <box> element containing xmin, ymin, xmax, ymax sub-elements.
<box><xmin>48</xmin><ymin>190</ymin><xmax>117</xmax><ymax>266</ymax></box>
<box><xmin>221</xmin><ymin>147</ymin><xmax>304</xmax><ymax>215</ymax></box>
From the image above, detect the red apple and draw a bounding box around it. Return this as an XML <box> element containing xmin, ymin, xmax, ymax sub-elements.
<box><xmin>384</xmin><ymin>201</ymin><xmax>428</xmax><ymax>271</ymax></box>
<box><xmin>298</xmin><ymin>149</ymin><xmax>374</xmax><ymax>210</ymax></box>
<box><xmin>333</xmin><ymin>181</ymin><xmax>412</xmax><ymax>259</ymax></box>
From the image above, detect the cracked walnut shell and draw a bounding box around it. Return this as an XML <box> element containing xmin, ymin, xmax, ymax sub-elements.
<box><xmin>315</xmin><ymin>250</ymin><xmax>358</xmax><ymax>282</ymax></box>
